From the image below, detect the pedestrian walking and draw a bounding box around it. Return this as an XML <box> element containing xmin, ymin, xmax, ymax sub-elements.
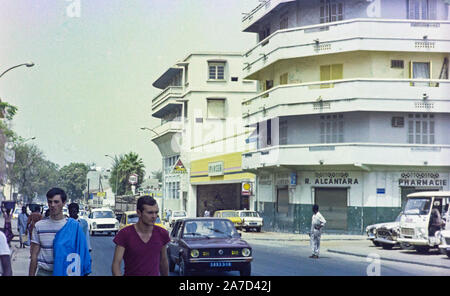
<box><xmin>112</xmin><ymin>195</ymin><xmax>170</xmax><ymax>276</ymax></box>
<box><xmin>309</xmin><ymin>204</ymin><xmax>326</xmax><ymax>259</ymax></box>
<box><xmin>29</xmin><ymin>188</ymin><xmax>91</xmax><ymax>276</ymax></box>
<box><xmin>17</xmin><ymin>206</ymin><xmax>29</xmax><ymax>248</ymax></box>
<box><xmin>0</xmin><ymin>230</ymin><xmax>12</xmax><ymax>276</ymax></box>
<box><xmin>27</xmin><ymin>206</ymin><xmax>43</xmax><ymax>249</ymax></box>
<box><xmin>68</xmin><ymin>203</ymin><xmax>91</xmax><ymax>252</ymax></box>
<box><xmin>0</xmin><ymin>204</ymin><xmax>14</xmax><ymax>247</ymax></box>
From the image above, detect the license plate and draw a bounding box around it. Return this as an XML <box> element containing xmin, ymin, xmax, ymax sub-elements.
<box><xmin>210</xmin><ymin>262</ymin><xmax>232</xmax><ymax>268</ymax></box>
<box><xmin>249</xmin><ymin>223</ymin><xmax>257</xmax><ymax>225</ymax></box>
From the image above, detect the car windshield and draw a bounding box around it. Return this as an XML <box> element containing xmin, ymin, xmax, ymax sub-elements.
<box><xmin>240</xmin><ymin>211</ymin><xmax>259</xmax><ymax>217</ymax></box>
<box><xmin>404</xmin><ymin>199</ymin><xmax>431</xmax><ymax>215</ymax></box>
<box><xmin>128</xmin><ymin>214</ymin><xmax>139</xmax><ymax>224</ymax></box>
<box><xmin>183</xmin><ymin>220</ymin><xmax>238</xmax><ymax>239</ymax></box>
<box><xmin>221</xmin><ymin>211</ymin><xmax>237</xmax><ymax>218</ymax></box>
<box><xmin>92</xmin><ymin>211</ymin><xmax>115</xmax><ymax>219</ymax></box>
<box><xmin>173</xmin><ymin>212</ymin><xmax>186</xmax><ymax>217</ymax></box>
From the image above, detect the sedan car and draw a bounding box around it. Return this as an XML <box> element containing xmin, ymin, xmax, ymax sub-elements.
<box><xmin>88</xmin><ymin>208</ymin><xmax>119</xmax><ymax>236</ymax></box>
<box><xmin>213</xmin><ymin>210</ymin><xmax>243</xmax><ymax>230</ymax></box>
<box><xmin>119</xmin><ymin>211</ymin><xmax>165</xmax><ymax>230</ymax></box>
<box><xmin>169</xmin><ymin>210</ymin><xmax>187</xmax><ymax>227</ymax></box>
<box><xmin>168</xmin><ymin>218</ymin><xmax>253</xmax><ymax>276</ymax></box>
<box><xmin>236</xmin><ymin>210</ymin><xmax>263</xmax><ymax>232</ymax></box>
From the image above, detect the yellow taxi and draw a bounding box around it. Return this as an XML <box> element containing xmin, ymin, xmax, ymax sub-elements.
<box><xmin>119</xmin><ymin>211</ymin><xmax>166</xmax><ymax>230</ymax></box>
<box><xmin>213</xmin><ymin>210</ymin><xmax>242</xmax><ymax>230</ymax></box>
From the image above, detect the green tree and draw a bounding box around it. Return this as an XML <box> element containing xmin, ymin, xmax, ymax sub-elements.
<box><xmin>109</xmin><ymin>152</ymin><xmax>145</xmax><ymax>196</ymax></box>
<box><xmin>10</xmin><ymin>143</ymin><xmax>59</xmax><ymax>203</ymax></box>
<box><xmin>58</xmin><ymin>163</ymin><xmax>89</xmax><ymax>202</ymax></box>
<box><xmin>151</xmin><ymin>169</ymin><xmax>162</xmax><ymax>182</ymax></box>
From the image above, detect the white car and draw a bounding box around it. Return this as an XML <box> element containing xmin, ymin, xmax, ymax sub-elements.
<box><xmin>236</xmin><ymin>210</ymin><xmax>264</xmax><ymax>232</ymax></box>
<box><xmin>169</xmin><ymin>210</ymin><xmax>187</xmax><ymax>227</ymax></box>
<box><xmin>88</xmin><ymin>208</ymin><xmax>119</xmax><ymax>236</ymax></box>
<box><xmin>439</xmin><ymin>229</ymin><xmax>450</xmax><ymax>258</ymax></box>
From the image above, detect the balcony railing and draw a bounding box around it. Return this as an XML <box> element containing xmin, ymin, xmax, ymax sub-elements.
<box><xmin>243</xmin><ymin>18</ymin><xmax>450</xmax><ymax>75</ymax></box>
<box><xmin>150</xmin><ymin>120</ymin><xmax>183</xmax><ymax>140</ymax></box>
<box><xmin>242</xmin><ymin>143</ymin><xmax>450</xmax><ymax>170</ymax></box>
<box><xmin>242</xmin><ymin>0</ymin><xmax>295</xmax><ymax>32</ymax></box>
<box><xmin>152</xmin><ymin>86</ymin><xmax>183</xmax><ymax>110</ymax></box>
<box><xmin>242</xmin><ymin>78</ymin><xmax>450</xmax><ymax>120</ymax></box>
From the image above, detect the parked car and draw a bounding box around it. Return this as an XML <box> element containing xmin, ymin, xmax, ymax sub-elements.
<box><xmin>88</xmin><ymin>208</ymin><xmax>119</xmax><ymax>236</ymax></box>
<box><xmin>439</xmin><ymin>227</ymin><xmax>450</xmax><ymax>258</ymax></box>
<box><xmin>236</xmin><ymin>210</ymin><xmax>263</xmax><ymax>232</ymax></box>
<box><xmin>213</xmin><ymin>210</ymin><xmax>243</xmax><ymax>230</ymax></box>
<box><xmin>167</xmin><ymin>218</ymin><xmax>252</xmax><ymax>276</ymax></box>
<box><xmin>366</xmin><ymin>223</ymin><xmax>381</xmax><ymax>246</ymax></box>
<box><xmin>119</xmin><ymin>210</ymin><xmax>165</xmax><ymax>230</ymax></box>
<box><xmin>398</xmin><ymin>191</ymin><xmax>450</xmax><ymax>253</ymax></box>
<box><xmin>169</xmin><ymin>210</ymin><xmax>187</xmax><ymax>227</ymax></box>
<box><xmin>373</xmin><ymin>212</ymin><xmax>411</xmax><ymax>250</ymax></box>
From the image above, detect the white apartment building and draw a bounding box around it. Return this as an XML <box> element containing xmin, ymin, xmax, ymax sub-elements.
<box><xmin>241</xmin><ymin>0</ymin><xmax>450</xmax><ymax>233</ymax></box>
<box><xmin>151</xmin><ymin>53</ymin><xmax>256</xmax><ymax>217</ymax></box>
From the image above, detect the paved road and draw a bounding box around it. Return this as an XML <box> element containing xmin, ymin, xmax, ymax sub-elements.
<box><xmin>89</xmin><ymin>234</ymin><xmax>450</xmax><ymax>276</ymax></box>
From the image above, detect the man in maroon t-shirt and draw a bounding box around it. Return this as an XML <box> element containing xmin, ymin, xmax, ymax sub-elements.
<box><xmin>112</xmin><ymin>196</ymin><xmax>170</xmax><ymax>276</ymax></box>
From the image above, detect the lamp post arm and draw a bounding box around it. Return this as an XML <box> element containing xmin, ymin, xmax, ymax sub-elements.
<box><xmin>0</xmin><ymin>63</ymin><xmax>34</xmax><ymax>79</ymax></box>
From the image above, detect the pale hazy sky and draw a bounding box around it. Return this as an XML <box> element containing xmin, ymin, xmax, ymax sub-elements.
<box><xmin>0</xmin><ymin>0</ymin><xmax>260</xmax><ymax>175</ymax></box>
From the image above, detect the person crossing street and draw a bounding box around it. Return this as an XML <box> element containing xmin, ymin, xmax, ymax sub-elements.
<box><xmin>309</xmin><ymin>204</ymin><xmax>326</xmax><ymax>259</ymax></box>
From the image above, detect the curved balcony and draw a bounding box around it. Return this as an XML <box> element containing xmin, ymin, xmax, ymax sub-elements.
<box><xmin>152</xmin><ymin>86</ymin><xmax>184</xmax><ymax>118</ymax></box>
<box><xmin>242</xmin><ymin>78</ymin><xmax>450</xmax><ymax>126</ymax></box>
<box><xmin>242</xmin><ymin>0</ymin><xmax>295</xmax><ymax>32</ymax></box>
<box><xmin>150</xmin><ymin>120</ymin><xmax>183</xmax><ymax>142</ymax></box>
<box><xmin>242</xmin><ymin>143</ymin><xmax>450</xmax><ymax>171</ymax></box>
<box><xmin>243</xmin><ymin>19</ymin><xmax>450</xmax><ymax>78</ymax></box>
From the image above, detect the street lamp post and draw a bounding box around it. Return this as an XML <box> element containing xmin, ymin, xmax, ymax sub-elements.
<box><xmin>140</xmin><ymin>127</ymin><xmax>159</xmax><ymax>137</ymax></box>
<box><xmin>0</xmin><ymin>63</ymin><xmax>35</xmax><ymax>79</ymax></box>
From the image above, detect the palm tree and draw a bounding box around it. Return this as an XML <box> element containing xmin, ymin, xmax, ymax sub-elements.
<box><xmin>109</xmin><ymin>152</ymin><xmax>145</xmax><ymax>196</ymax></box>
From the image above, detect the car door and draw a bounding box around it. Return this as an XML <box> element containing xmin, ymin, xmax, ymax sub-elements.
<box><xmin>168</xmin><ymin>221</ymin><xmax>182</xmax><ymax>263</ymax></box>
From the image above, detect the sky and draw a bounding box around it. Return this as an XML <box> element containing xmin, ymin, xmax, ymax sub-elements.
<box><xmin>0</xmin><ymin>0</ymin><xmax>260</xmax><ymax>176</ymax></box>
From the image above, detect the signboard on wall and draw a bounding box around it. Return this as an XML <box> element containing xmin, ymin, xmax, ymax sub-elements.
<box><xmin>208</xmin><ymin>161</ymin><xmax>224</xmax><ymax>176</ymax></box>
<box><xmin>172</xmin><ymin>159</ymin><xmax>187</xmax><ymax>174</ymax></box>
<box><xmin>398</xmin><ymin>172</ymin><xmax>448</xmax><ymax>187</ymax></box>
<box><xmin>242</xmin><ymin>182</ymin><xmax>252</xmax><ymax>196</ymax></box>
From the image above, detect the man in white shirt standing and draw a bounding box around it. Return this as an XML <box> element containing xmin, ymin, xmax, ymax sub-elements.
<box><xmin>0</xmin><ymin>230</ymin><xmax>12</xmax><ymax>276</ymax></box>
<box><xmin>310</xmin><ymin>204</ymin><xmax>326</xmax><ymax>259</ymax></box>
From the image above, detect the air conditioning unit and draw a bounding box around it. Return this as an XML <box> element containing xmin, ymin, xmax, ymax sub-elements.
<box><xmin>391</xmin><ymin>117</ymin><xmax>404</xmax><ymax>127</ymax></box>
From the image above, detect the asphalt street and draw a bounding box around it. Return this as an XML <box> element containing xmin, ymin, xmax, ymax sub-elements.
<box><xmin>89</xmin><ymin>233</ymin><xmax>450</xmax><ymax>276</ymax></box>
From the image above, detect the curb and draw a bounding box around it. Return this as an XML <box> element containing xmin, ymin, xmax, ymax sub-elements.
<box><xmin>327</xmin><ymin>249</ymin><xmax>450</xmax><ymax>270</ymax></box>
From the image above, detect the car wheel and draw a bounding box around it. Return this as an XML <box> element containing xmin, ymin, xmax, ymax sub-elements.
<box><xmin>372</xmin><ymin>240</ymin><xmax>381</xmax><ymax>247</ymax></box>
<box><xmin>179</xmin><ymin>257</ymin><xmax>190</xmax><ymax>276</ymax></box>
<box><xmin>414</xmin><ymin>246</ymin><xmax>430</xmax><ymax>254</ymax></box>
<box><xmin>446</xmin><ymin>250</ymin><xmax>450</xmax><ymax>259</ymax></box>
<box><xmin>239</xmin><ymin>263</ymin><xmax>251</xmax><ymax>276</ymax></box>
<box><xmin>381</xmin><ymin>243</ymin><xmax>394</xmax><ymax>250</ymax></box>
<box><xmin>256</xmin><ymin>227</ymin><xmax>261</xmax><ymax>233</ymax></box>
<box><xmin>400</xmin><ymin>243</ymin><xmax>412</xmax><ymax>250</ymax></box>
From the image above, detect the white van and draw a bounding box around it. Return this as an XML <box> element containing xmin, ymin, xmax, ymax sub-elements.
<box><xmin>397</xmin><ymin>191</ymin><xmax>450</xmax><ymax>253</ymax></box>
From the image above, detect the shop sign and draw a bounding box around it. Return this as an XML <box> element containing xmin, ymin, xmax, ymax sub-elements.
<box><xmin>208</xmin><ymin>161</ymin><xmax>224</xmax><ymax>176</ymax></box>
<box><xmin>172</xmin><ymin>159</ymin><xmax>187</xmax><ymax>174</ymax></box>
<box><xmin>242</xmin><ymin>182</ymin><xmax>252</xmax><ymax>196</ymax></box>
<box><xmin>398</xmin><ymin>172</ymin><xmax>447</xmax><ymax>187</ymax></box>
<box><xmin>276</xmin><ymin>173</ymin><xmax>290</xmax><ymax>186</ymax></box>
<box><xmin>304</xmin><ymin>172</ymin><xmax>359</xmax><ymax>185</ymax></box>
<box><xmin>259</xmin><ymin>174</ymin><xmax>272</xmax><ymax>186</ymax></box>
<box><xmin>290</xmin><ymin>173</ymin><xmax>297</xmax><ymax>186</ymax></box>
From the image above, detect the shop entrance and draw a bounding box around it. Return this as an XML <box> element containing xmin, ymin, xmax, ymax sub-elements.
<box><xmin>314</xmin><ymin>188</ymin><xmax>348</xmax><ymax>231</ymax></box>
<box><xmin>196</xmin><ymin>183</ymin><xmax>241</xmax><ymax>217</ymax></box>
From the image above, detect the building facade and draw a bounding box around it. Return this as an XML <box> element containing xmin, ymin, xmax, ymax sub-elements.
<box><xmin>151</xmin><ymin>53</ymin><xmax>257</xmax><ymax>217</ymax></box>
<box><xmin>241</xmin><ymin>0</ymin><xmax>450</xmax><ymax>233</ymax></box>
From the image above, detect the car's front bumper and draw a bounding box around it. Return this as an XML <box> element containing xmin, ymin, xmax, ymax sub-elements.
<box><xmin>397</xmin><ymin>238</ymin><xmax>429</xmax><ymax>246</ymax></box>
<box><xmin>374</xmin><ymin>237</ymin><xmax>398</xmax><ymax>245</ymax></box>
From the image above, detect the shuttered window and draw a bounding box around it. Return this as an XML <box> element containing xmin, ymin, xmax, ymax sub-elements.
<box><xmin>320</xmin><ymin>0</ymin><xmax>344</xmax><ymax>23</ymax></box>
<box><xmin>407</xmin><ymin>113</ymin><xmax>435</xmax><ymax>144</ymax></box>
<box><xmin>408</xmin><ymin>0</ymin><xmax>437</xmax><ymax>20</ymax></box>
<box><xmin>280</xmin><ymin>73</ymin><xmax>288</xmax><ymax>85</ymax></box>
<box><xmin>320</xmin><ymin>64</ymin><xmax>343</xmax><ymax>88</ymax></box>
<box><xmin>208</xmin><ymin>62</ymin><xmax>225</xmax><ymax>80</ymax></box>
<box><xmin>320</xmin><ymin>114</ymin><xmax>344</xmax><ymax>143</ymax></box>
<box><xmin>207</xmin><ymin>98</ymin><xmax>226</xmax><ymax>119</ymax></box>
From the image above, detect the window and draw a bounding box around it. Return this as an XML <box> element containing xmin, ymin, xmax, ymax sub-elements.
<box><xmin>280</xmin><ymin>73</ymin><xmax>288</xmax><ymax>85</ymax></box>
<box><xmin>208</xmin><ymin>62</ymin><xmax>225</xmax><ymax>80</ymax></box>
<box><xmin>165</xmin><ymin>155</ymin><xmax>180</xmax><ymax>173</ymax></box>
<box><xmin>262</xmin><ymin>80</ymin><xmax>274</xmax><ymax>98</ymax></box>
<box><xmin>259</xmin><ymin>25</ymin><xmax>271</xmax><ymax>43</ymax></box>
<box><xmin>407</xmin><ymin>113</ymin><xmax>435</xmax><ymax>144</ymax></box>
<box><xmin>408</xmin><ymin>0</ymin><xmax>437</xmax><ymax>20</ymax></box>
<box><xmin>410</xmin><ymin>62</ymin><xmax>431</xmax><ymax>79</ymax></box>
<box><xmin>391</xmin><ymin>60</ymin><xmax>404</xmax><ymax>69</ymax></box>
<box><xmin>279</xmin><ymin>119</ymin><xmax>288</xmax><ymax>145</ymax></box>
<box><xmin>320</xmin><ymin>0</ymin><xmax>344</xmax><ymax>24</ymax></box>
<box><xmin>320</xmin><ymin>114</ymin><xmax>344</xmax><ymax>143</ymax></box>
<box><xmin>320</xmin><ymin>64</ymin><xmax>343</xmax><ymax>88</ymax></box>
<box><xmin>280</xmin><ymin>12</ymin><xmax>289</xmax><ymax>30</ymax></box>
<box><xmin>207</xmin><ymin>98</ymin><xmax>225</xmax><ymax>119</ymax></box>
<box><xmin>267</xmin><ymin>119</ymin><xmax>272</xmax><ymax>146</ymax></box>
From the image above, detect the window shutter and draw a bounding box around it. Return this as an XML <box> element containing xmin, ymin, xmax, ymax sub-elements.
<box><xmin>207</xmin><ymin>99</ymin><xmax>225</xmax><ymax>119</ymax></box>
<box><xmin>408</xmin><ymin>0</ymin><xmax>415</xmax><ymax>19</ymax></box>
<box><xmin>320</xmin><ymin>65</ymin><xmax>331</xmax><ymax>81</ymax></box>
<box><xmin>280</xmin><ymin>73</ymin><xmax>288</xmax><ymax>85</ymax></box>
<box><xmin>428</xmin><ymin>0</ymin><xmax>437</xmax><ymax>20</ymax></box>
<box><xmin>331</xmin><ymin>64</ymin><xmax>343</xmax><ymax>80</ymax></box>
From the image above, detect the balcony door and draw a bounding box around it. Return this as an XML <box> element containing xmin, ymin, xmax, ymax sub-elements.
<box><xmin>408</xmin><ymin>0</ymin><xmax>437</xmax><ymax>20</ymax></box>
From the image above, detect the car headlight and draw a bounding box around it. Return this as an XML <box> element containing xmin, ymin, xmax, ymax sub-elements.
<box><xmin>416</xmin><ymin>227</ymin><xmax>427</xmax><ymax>238</ymax></box>
<box><xmin>115</xmin><ymin>222</ymin><xmax>119</xmax><ymax>228</ymax></box>
<box><xmin>242</xmin><ymin>248</ymin><xmax>251</xmax><ymax>257</ymax></box>
<box><xmin>92</xmin><ymin>222</ymin><xmax>97</xmax><ymax>229</ymax></box>
<box><xmin>190</xmin><ymin>249</ymin><xmax>199</xmax><ymax>258</ymax></box>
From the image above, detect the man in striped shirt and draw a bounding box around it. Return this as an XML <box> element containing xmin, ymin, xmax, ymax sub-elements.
<box><xmin>29</xmin><ymin>188</ymin><xmax>68</xmax><ymax>276</ymax></box>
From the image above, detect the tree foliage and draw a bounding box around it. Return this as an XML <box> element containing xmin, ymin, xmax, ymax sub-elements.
<box><xmin>58</xmin><ymin>163</ymin><xmax>89</xmax><ymax>202</ymax></box>
<box><xmin>108</xmin><ymin>152</ymin><xmax>145</xmax><ymax>196</ymax></box>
